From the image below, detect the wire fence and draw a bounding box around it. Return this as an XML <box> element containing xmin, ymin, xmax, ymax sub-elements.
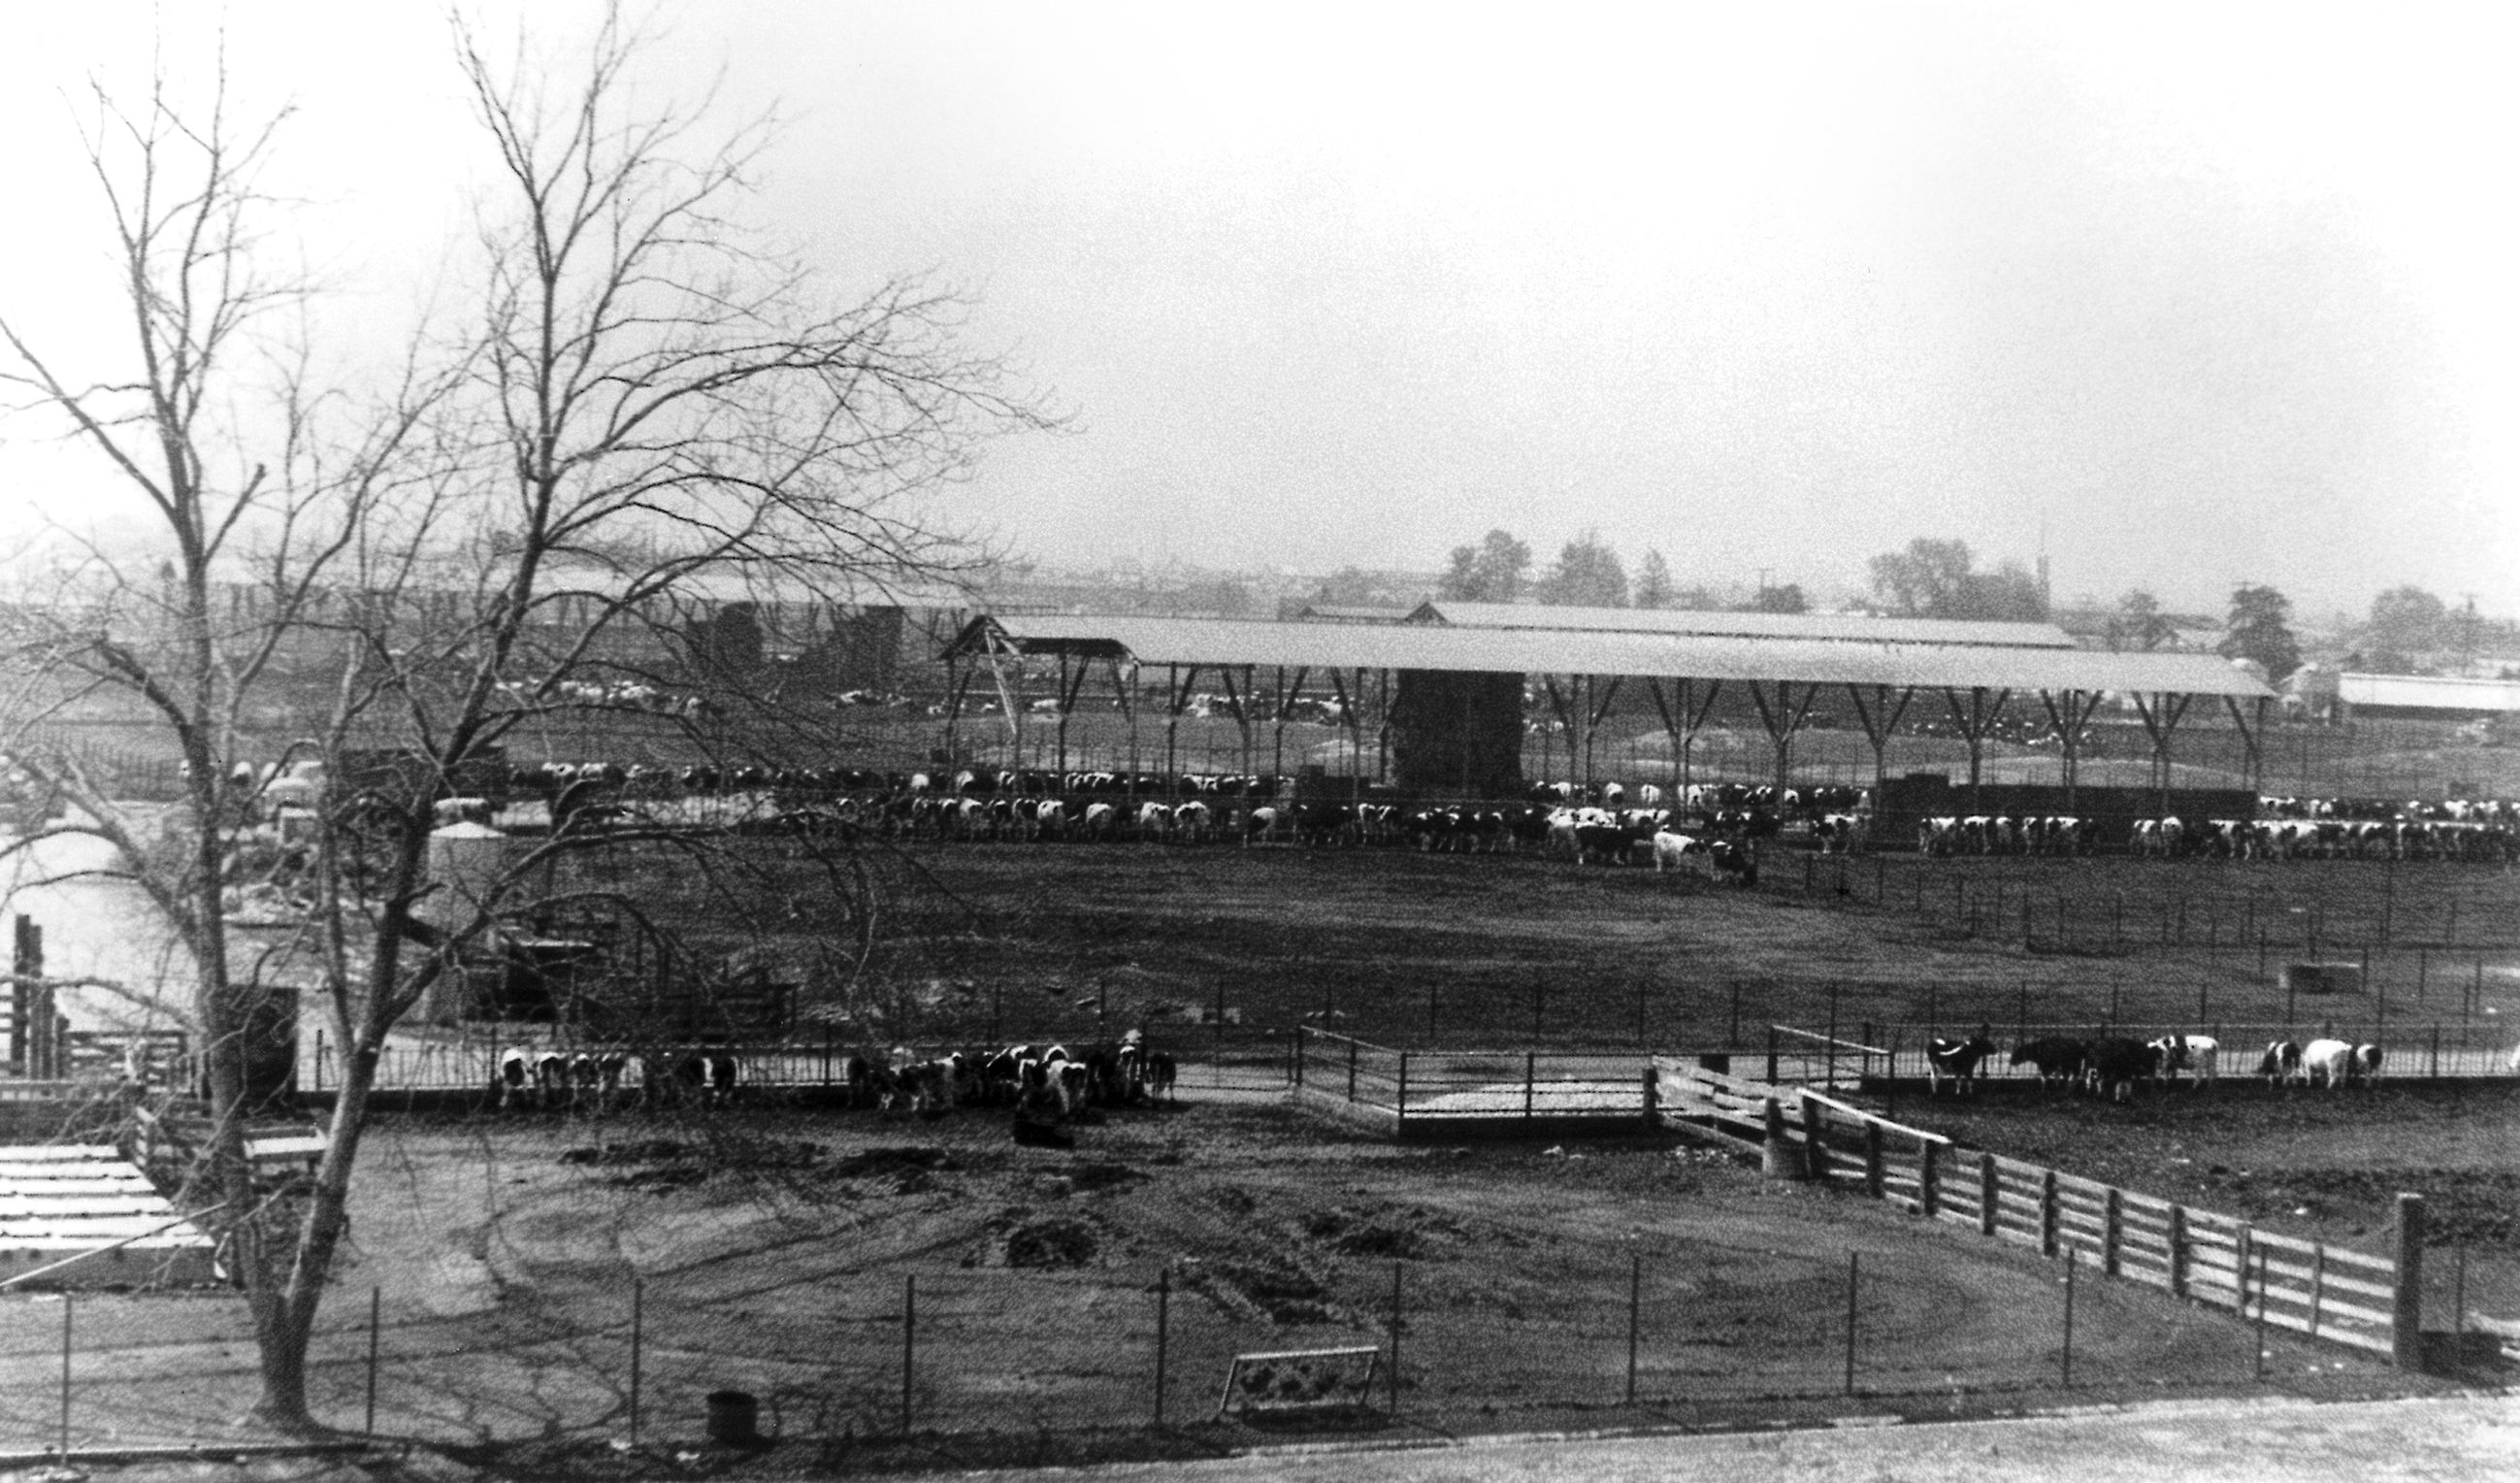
<box><xmin>0</xmin><ymin>1202</ymin><xmax>2465</xmax><ymax>1458</ymax></box>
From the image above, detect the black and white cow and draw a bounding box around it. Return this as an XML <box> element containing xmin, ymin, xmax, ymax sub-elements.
<box><xmin>1925</xmin><ymin>1027</ymin><xmax>1998</xmax><ymax>1096</ymax></box>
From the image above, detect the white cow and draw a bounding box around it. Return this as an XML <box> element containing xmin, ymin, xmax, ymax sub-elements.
<box><xmin>2300</xmin><ymin>1038</ymin><xmax>2359</xmax><ymax>1089</ymax></box>
<box><xmin>1651</xmin><ymin>830</ymin><xmax>1711</xmax><ymax>877</ymax></box>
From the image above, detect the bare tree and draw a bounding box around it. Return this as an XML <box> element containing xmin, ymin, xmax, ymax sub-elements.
<box><xmin>1</xmin><ymin>5</ymin><xmax>1050</xmax><ymax>1431</ymax></box>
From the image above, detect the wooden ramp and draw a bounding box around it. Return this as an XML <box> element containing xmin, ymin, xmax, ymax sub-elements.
<box><xmin>0</xmin><ymin>1143</ymin><xmax>218</xmax><ymax>1289</ymax></box>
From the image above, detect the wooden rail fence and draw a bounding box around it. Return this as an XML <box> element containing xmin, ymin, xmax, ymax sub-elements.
<box><xmin>1655</xmin><ymin>1056</ymin><xmax>2424</xmax><ymax>1367</ymax></box>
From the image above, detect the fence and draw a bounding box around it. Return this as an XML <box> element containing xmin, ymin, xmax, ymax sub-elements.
<box><xmin>1290</xmin><ymin>1030</ymin><xmax>1656</xmax><ymax>1134</ymax></box>
<box><xmin>1656</xmin><ymin>1059</ymin><xmax>2421</xmax><ymax>1365</ymax></box>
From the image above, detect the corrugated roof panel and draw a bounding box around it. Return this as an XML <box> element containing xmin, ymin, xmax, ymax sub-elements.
<box><xmin>954</xmin><ymin>614</ymin><xmax>2273</xmax><ymax>697</ymax></box>
<box><xmin>1415</xmin><ymin>601</ymin><xmax>2078</xmax><ymax>649</ymax></box>
<box><xmin>2338</xmin><ymin>673</ymin><xmax>2520</xmax><ymax>712</ymax></box>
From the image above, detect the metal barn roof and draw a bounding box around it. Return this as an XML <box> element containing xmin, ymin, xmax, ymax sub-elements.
<box><xmin>947</xmin><ymin>613</ymin><xmax>2274</xmax><ymax>698</ymax></box>
<box><xmin>2338</xmin><ymin>672</ymin><xmax>2520</xmax><ymax>713</ymax></box>
<box><xmin>1406</xmin><ymin>601</ymin><xmax>2078</xmax><ymax>649</ymax></box>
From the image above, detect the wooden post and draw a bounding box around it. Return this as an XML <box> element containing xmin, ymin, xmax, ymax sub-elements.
<box><xmin>1390</xmin><ymin>1262</ymin><xmax>1404</xmax><ymax>1414</ymax></box>
<box><xmin>1348</xmin><ymin>1038</ymin><xmax>1359</xmax><ymax>1103</ymax></box>
<box><xmin>2253</xmin><ymin>1245</ymin><xmax>2269</xmax><ymax>1380</ymax></box>
<box><xmin>1980</xmin><ymin>1153</ymin><xmax>1999</xmax><ymax>1237</ymax></box>
<box><xmin>1844</xmin><ymin>1251</ymin><xmax>1859</xmax><ymax>1396</ymax></box>
<box><xmin>2392</xmin><ymin>1193</ymin><xmax>2426</xmax><ymax>1370</ymax></box>
<box><xmin>1918</xmin><ymin>1137</ymin><xmax>1940</xmax><ymax>1218</ymax></box>
<box><xmin>2308</xmin><ymin>1244</ymin><xmax>2325</xmax><ymax>1338</ymax></box>
<box><xmin>901</xmin><ymin>1274</ymin><xmax>916</xmax><ymax>1437</ymax></box>
<box><xmin>2168</xmin><ymin>1204</ymin><xmax>2188</xmax><ymax>1299</ymax></box>
<box><xmin>2103</xmin><ymin>1187</ymin><xmax>2123</xmax><ymax>1276</ymax></box>
<box><xmin>1396</xmin><ymin>1053</ymin><xmax>1410</xmax><ymax>1130</ymax></box>
<box><xmin>2061</xmin><ymin>1248</ymin><xmax>2077</xmax><ymax>1389</ymax></box>
<box><xmin>1523</xmin><ymin>1051</ymin><xmax>1535</xmax><ymax>1120</ymax></box>
<box><xmin>58</xmin><ymin>1289</ymin><xmax>72</xmax><ymax>1456</ymax></box>
<box><xmin>366</xmin><ymin>1285</ymin><xmax>381</xmax><ymax>1437</ymax></box>
<box><xmin>629</xmin><ymin>1277</ymin><xmax>643</xmax><ymax>1445</ymax></box>
<box><xmin>1863</xmin><ymin>1120</ymin><xmax>1884</xmax><ymax>1199</ymax></box>
<box><xmin>2040</xmin><ymin>1169</ymin><xmax>2060</xmax><ymax>1257</ymax></box>
<box><xmin>1154</xmin><ymin>1269</ymin><xmax>1169</xmax><ymax>1425</ymax></box>
<box><xmin>1625</xmin><ymin>1251</ymin><xmax>1642</xmax><ymax>1405</ymax></box>
<box><xmin>1801</xmin><ymin>1095</ymin><xmax>1828</xmax><ymax>1182</ymax></box>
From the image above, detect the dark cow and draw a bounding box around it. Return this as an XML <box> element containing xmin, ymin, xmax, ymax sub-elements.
<box><xmin>2009</xmin><ymin>1037</ymin><xmax>2086</xmax><ymax>1088</ymax></box>
<box><xmin>2082</xmin><ymin>1037</ymin><xmax>2160</xmax><ymax>1104</ymax></box>
<box><xmin>1925</xmin><ymin>1026</ymin><xmax>1998</xmax><ymax>1096</ymax></box>
<box><xmin>2257</xmin><ymin>1040</ymin><xmax>2304</xmax><ymax>1086</ymax></box>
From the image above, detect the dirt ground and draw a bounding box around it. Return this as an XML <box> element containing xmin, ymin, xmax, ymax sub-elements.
<box><xmin>9</xmin><ymin>828</ymin><xmax>2518</xmax><ymax>1478</ymax></box>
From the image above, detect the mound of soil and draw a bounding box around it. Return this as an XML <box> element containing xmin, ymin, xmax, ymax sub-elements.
<box><xmin>1301</xmin><ymin>1205</ymin><xmax>1443</xmax><ymax>1260</ymax></box>
<box><xmin>1064</xmin><ymin>1161</ymin><xmax>1143</xmax><ymax>1194</ymax></box>
<box><xmin>828</xmin><ymin>1146</ymin><xmax>959</xmax><ymax>1180</ymax></box>
<box><xmin>1003</xmin><ymin>1217</ymin><xmax>1100</xmax><ymax>1269</ymax></box>
<box><xmin>1183</xmin><ymin>1254</ymin><xmax>1345</xmax><ymax>1326</ymax></box>
<box><xmin>558</xmin><ymin>1138</ymin><xmax>691</xmax><ymax>1166</ymax></box>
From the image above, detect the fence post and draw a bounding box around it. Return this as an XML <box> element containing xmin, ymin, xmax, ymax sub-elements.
<box><xmin>1523</xmin><ymin>1051</ymin><xmax>1535</xmax><ymax>1121</ymax></box>
<box><xmin>1294</xmin><ymin>1028</ymin><xmax>1306</xmax><ymax>1088</ymax></box>
<box><xmin>1625</xmin><ymin>1251</ymin><xmax>1642</xmax><ymax>1405</ymax></box>
<box><xmin>1396</xmin><ymin>1053</ymin><xmax>1409</xmax><ymax>1131</ymax></box>
<box><xmin>1640</xmin><ymin>1065</ymin><xmax>1657</xmax><ymax>1129</ymax></box>
<box><xmin>1918</xmin><ymin>1137</ymin><xmax>1939</xmax><ymax>1218</ymax></box>
<box><xmin>1801</xmin><ymin>1095</ymin><xmax>1828</xmax><ymax>1182</ymax></box>
<box><xmin>2254</xmin><ymin>1245</ymin><xmax>2269</xmax><ymax>1380</ymax></box>
<box><xmin>59</xmin><ymin>1289</ymin><xmax>72</xmax><ymax>1456</ymax></box>
<box><xmin>629</xmin><ymin>1277</ymin><xmax>643</xmax><ymax>1446</ymax></box>
<box><xmin>1844</xmin><ymin>1250</ymin><xmax>1859</xmax><ymax>1396</ymax></box>
<box><xmin>2168</xmin><ymin>1204</ymin><xmax>2188</xmax><ymax>1299</ymax></box>
<box><xmin>2061</xmin><ymin>1248</ymin><xmax>2077</xmax><ymax>1389</ymax></box>
<box><xmin>2394</xmin><ymin>1194</ymin><xmax>2427</xmax><ymax>1366</ymax></box>
<box><xmin>2040</xmin><ymin>1169</ymin><xmax>2060</xmax><ymax>1258</ymax></box>
<box><xmin>1154</xmin><ymin>1269</ymin><xmax>1169</xmax><ymax>1426</ymax></box>
<box><xmin>1389</xmin><ymin>1262</ymin><xmax>1404</xmax><ymax>1414</ymax></box>
<box><xmin>2308</xmin><ymin>1244</ymin><xmax>2324</xmax><ymax>1338</ymax></box>
<box><xmin>1766</xmin><ymin>1023</ymin><xmax>1780</xmax><ymax>1086</ymax></box>
<box><xmin>2102</xmin><ymin>1187</ymin><xmax>2122</xmax><ymax>1276</ymax></box>
<box><xmin>366</xmin><ymin>1285</ymin><xmax>381</xmax><ymax>1438</ymax></box>
<box><xmin>2430</xmin><ymin>1024</ymin><xmax>2440</xmax><ymax>1081</ymax></box>
<box><xmin>901</xmin><ymin>1273</ymin><xmax>916</xmax><ymax>1437</ymax></box>
<box><xmin>1347</xmin><ymin>1038</ymin><xmax>1358</xmax><ymax>1103</ymax></box>
<box><xmin>1979</xmin><ymin>1153</ymin><xmax>1999</xmax><ymax>1237</ymax></box>
<box><xmin>1862</xmin><ymin>1120</ymin><xmax>1884</xmax><ymax>1200</ymax></box>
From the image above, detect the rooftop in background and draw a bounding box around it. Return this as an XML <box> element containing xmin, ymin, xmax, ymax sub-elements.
<box><xmin>2336</xmin><ymin>672</ymin><xmax>2520</xmax><ymax>714</ymax></box>
<box><xmin>1406</xmin><ymin>601</ymin><xmax>2078</xmax><ymax>649</ymax></box>
<box><xmin>947</xmin><ymin>612</ymin><xmax>2274</xmax><ymax>699</ymax></box>
<box><xmin>1285</xmin><ymin>602</ymin><xmax>1419</xmax><ymax>624</ymax></box>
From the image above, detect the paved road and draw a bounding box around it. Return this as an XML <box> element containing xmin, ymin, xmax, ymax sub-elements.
<box><xmin>967</xmin><ymin>1395</ymin><xmax>2520</xmax><ymax>1483</ymax></box>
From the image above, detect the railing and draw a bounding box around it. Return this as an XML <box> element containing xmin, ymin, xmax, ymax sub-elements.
<box><xmin>1656</xmin><ymin>1058</ymin><xmax>2418</xmax><ymax>1364</ymax></box>
<box><xmin>1293</xmin><ymin>1029</ymin><xmax>1655</xmax><ymax>1130</ymax></box>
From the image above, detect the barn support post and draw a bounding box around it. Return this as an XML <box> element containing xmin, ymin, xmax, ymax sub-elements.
<box><xmin>2038</xmin><ymin>689</ymin><xmax>2102</xmax><ymax>810</ymax></box>
<box><xmin>2224</xmin><ymin>695</ymin><xmax>2266</xmax><ymax>794</ymax></box>
<box><xmin>2392</xmin><ymin>1194</ymin><xmax>2426</xmax><ymax>1369</ymax></box>
<box><xmin>1748</xmin><ymin>680</ymin><xmax>1817</xmax><ymax>794</ymax></box>
<box><xmin>1940</xmin><ymin>686</ymin><xmax>2012</xmax><ymax>814</ymax></box>
<box><xmin>1980</xmin><ymin>1154</ymin><xmax>1999</xmax><ymax>1237</ymax></box>
<box><xmin>1844</xmin><ymin>684</ymin><xmax>1915</xmax><ymax>807</ymax></box>
<box><xmin>980</xmin><ymin>643</ymin><xmax>1028</xmax><ymax>751</ymax></box>
<box><xmin>1218</xmin><ymin>665</ymin><xmax>1256</xmax><ymax>777</ymax></box>
<box><xmin>2130</xmin><ymin>691</ymin><xmax>2194</xmax><ymax>819</ymax></box>
<box><xmin>1055</xmin><ymin>651</ymin><xmax>1072</xmax><ymax>773</ymax></box>
<box><xmin>1108</xmin><ymin>657</ymin><xmax>1139</xmax><ymax>790</ymax></box>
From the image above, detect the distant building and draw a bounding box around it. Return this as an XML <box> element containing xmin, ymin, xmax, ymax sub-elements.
<box><xmin>2332</xmin><ymin>671</ymin><xmax>2520</xmax><ymax>722</ymax></box>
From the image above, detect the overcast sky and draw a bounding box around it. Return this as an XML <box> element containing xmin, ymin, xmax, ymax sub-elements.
<box><xmin>3</xmin><ymin>2</ymin><xmax>2514</xmax><ymax>620</ymax></box>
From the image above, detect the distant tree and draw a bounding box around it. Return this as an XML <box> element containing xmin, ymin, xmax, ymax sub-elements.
<box><xmin>1438</xmin><ymin>529</ymin><xmax>1533</xmax><ymax>603</ymax></box>
<box><xmin>1632</xmin><ymin>548</ymin><xmax>1675</xmax><ymax>610</ymax></box>
<box><xmin>2108</xmin><ymin>589</ymin><xmax>2177</xmax><ymax>651</ymax></box>
<box><xmin>1746</xmin><ymin>582</ymin><xmax>1809</xmax><ymax>614</ymax></box>
<box><xmin>1974</xmin><ymin>560</ymin><xmax>2050</xmax><ymax>622</ymax></box>
<box><xmin>1868</xmin><ymin>538</ymin><xmax>1978</xmax><ymax>616</ymax></box>
<box><xmin>2221</xmin><ymin>583</ymin><xmax>2303</xmax><ymax>683</ymax></box>
<box><xmin>2368</xmin><ymin>585</ymin><xmax>2449</xmax><ymax>655</ymax></box>
<box><xmin>1535</xmin><ymin>529</ymin><xmax>1628</xmax><ymax>608</ymax></box>
<box><xmin>1313</xmin><ymin>566</ymin><xmax>1387</xmax><ymax>607</ymax></box>
<box><xmin>1669</xmin><ymin>584</ymin><xmax>1722</xmax><ymax>610</ymax></box>
<box><xmin>1867</xmin><ymin>538</ymin><xmax>2046</xmax><ymax>621</ymax></box>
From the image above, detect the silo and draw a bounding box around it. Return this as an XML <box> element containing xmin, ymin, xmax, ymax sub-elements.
<box><xmin>419</xmin><ymin>821</ymin><xmax>511</xmax><ymax>1024</ymax></box>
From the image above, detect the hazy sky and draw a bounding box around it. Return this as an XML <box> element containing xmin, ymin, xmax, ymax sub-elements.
<box><xmin>3</xmin><ymin>2</ymin><xmax>2514</xmax><ymax>619</ymax></box>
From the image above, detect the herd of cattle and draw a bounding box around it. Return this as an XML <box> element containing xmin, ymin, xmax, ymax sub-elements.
<box><xmin>492</xmin><ymin>1036</ymin><xmax>1177</xmax><ymax>1118</ymax></box>
<box><xmin>465</xmin><ymin>761</ymin><xmax>1867</xmax><ymax>870</ymax></box>
<box><xmin>1917</xmin><ymin>795</ymin><xmax>2519</xmax><ymax>862</ymax></box>
<box><xmin>1923</xmin><ymin>1029</ymin><xmax>2389</xmax><ymax>1103</ymax></box>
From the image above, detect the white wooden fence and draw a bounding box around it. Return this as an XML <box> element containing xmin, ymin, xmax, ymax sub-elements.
<box><xmin>1655</xmin><ymin>1056</ymin><xmax>2425</xmax><ymax>1367</ymax></box>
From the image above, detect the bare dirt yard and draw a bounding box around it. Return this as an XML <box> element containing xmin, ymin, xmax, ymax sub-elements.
<box><xmin>9</xmin><ymin>839</ymin><xmax>2517</xmax><ymax>1478</ymax></box>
